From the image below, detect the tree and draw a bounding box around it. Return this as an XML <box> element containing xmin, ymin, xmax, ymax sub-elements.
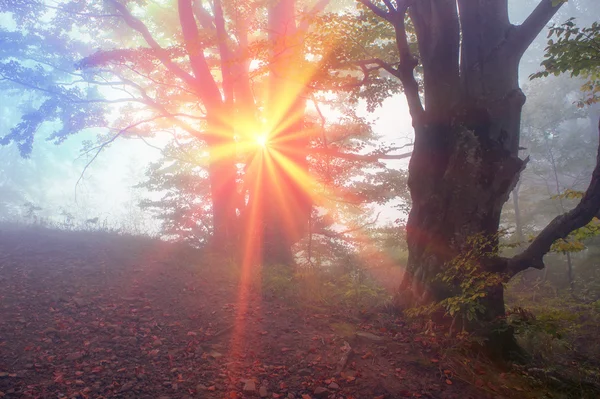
<box><xmin>1</xmin><ymin>0</ymin><xmax>410</xmax><ymax>264</ymax></box>
<box><xmin>359</xmin><ymin>0</ymin><xmax>600</xmax><ymax>356</ymax></box>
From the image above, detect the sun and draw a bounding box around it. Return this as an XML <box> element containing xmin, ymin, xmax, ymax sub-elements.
<box><xmin>255</xmin><ymin>134</ymin><xmax>269</xmax><ymax>148</ymax></box>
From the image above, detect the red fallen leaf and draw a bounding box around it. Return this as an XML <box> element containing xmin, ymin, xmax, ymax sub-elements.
<box><xmin>445</xmin><ymin>379</ymin><xmax>453</xmax><ymax>385</ymax></box>
<box><xmin>91</xmin><ymin>366</ymin><xmax>103</xmax><ymax>373</ymax></box>
<box><xmin>443</xmin><ymin>369</ymin><xmax>452</xmax><ymax>375</ymax></box>
<box><xmin>207</xmin><ymin>386</ymin><xmax>216</xmax><ymax>391</ymax></box>
<box><xmin>228</xmin><ymin>392</ymin><xmax>237</xmax><ymax>398</ymax></box>
<box><xmin>272</xmin><ymin>394</ymin><xmax>281</xmax><ymax>398</ymax></box>
<box><xmin>279</xmin><ymin>382</ymin><xmax>287</xmax><ymax>389</ymax></box>
<box><xmin>281</xmin><ymin>348</ymin><xmax>291</xmax><ymax>352</ymax></box>
<box><xmin>187</xmin><ymin>331</ymin><xmax>197</xmax><ymax>336</ymax></box>
<box><xmin>260</xmin><ymin>331</ymin><xmax>268</xmax><ymax>335</ymax></box>
<box><xmin>301</xmin><ymin>395</ymin><xmax>312</xmax><ymax>399</ymax></box>
<box><xmin>430</xmin><ymin>358</ymin><xmax>439</xmax><ymax>363</ymax></box>
<box><xmin>346</xmin><ymin>376</ymin><xmax>356</xmax><ymax>382</ymax></box>
<box><xmin>75</xmin><ymin>371</ymin><xmax>84</xmax><ymax>377</ymax></box>
<box><xmin>117</xmin><ymin>368</ymin><xmax>126</xmax><ymax>372</ymax></box>
<box><xmin>374</xmin><ymin>396</ymin><xmax>386</xmax><ymax>399</ymax></box>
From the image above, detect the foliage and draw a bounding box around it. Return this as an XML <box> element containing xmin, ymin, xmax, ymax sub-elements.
<box><xmin>407</xmin><ymin>234</ymin><xmax>508</xmax><ymax>327</ymax></box>
<box><xmin>531</xmin><ymin>18</ymin><xmax>600</xmax><ymax>106</ymax></box>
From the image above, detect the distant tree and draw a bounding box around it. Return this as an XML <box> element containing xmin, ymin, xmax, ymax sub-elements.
<box><xmin>0</xmin><ymin>0</ymin><xmax>409</xmax><ymax>264</ymax></box>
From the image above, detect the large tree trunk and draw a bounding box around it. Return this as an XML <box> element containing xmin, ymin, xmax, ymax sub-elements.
<box><xmin>375</xmin><ymin>0</ymin><xmax>564</xmax><ymax>358</ymax></box>
<box><xmin>251</xmin><ymin>0</ymin><xmax>311</xmax><ymax>265</ymax></box>
<box><xmin>207</xmin><ymin>140</ymin><xmax>239</xmax><ymax>251</ymax></box>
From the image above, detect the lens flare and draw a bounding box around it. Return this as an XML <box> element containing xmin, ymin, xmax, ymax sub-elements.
<box><xmin>255</xmin><ymin>134</ymin><xmax>268</xmax><ymax>148</ymax></box>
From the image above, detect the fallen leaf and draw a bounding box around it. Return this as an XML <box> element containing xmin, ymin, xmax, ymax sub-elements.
<box><xmin>445</xmin><ymin>379</ymin><xmax>453</xmax><ymax>385</ymax></box>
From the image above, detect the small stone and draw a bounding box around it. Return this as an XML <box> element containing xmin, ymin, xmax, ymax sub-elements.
<box><xmin>259</xmin><ymin>386</ymin><xmax>268</xmax><ymax>397</ymax></box>
<box><xmin>327</xmin><ymin>382</ymin><xmax>339</xmax><ymax>390</ymax></box>
<box><xmin>298</xmin><ymin>369</ymin><xmax>312</xmax><ymax>376</ymax></box>
<box><xmin>196</xmin><ymin>384</ymin><xmax>207</xmax><ymax>391</ymax></box>
<box><xmin>313</xmin><ymin>387</ymin><xmax>328</xmax><ymax>398</ymax></box>
<box><xmin>243</xmin><ymin>380</ymin><xmax>257</xmax><ymax>394</ymax></box>
<box><xmin>152</xmin><ymin>339</ymin><xmax>162</xmax><ymax>347</ymax></box>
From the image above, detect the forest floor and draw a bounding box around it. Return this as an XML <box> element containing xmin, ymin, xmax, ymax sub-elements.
<box><xmin>0</xmin><ymin>224</ymin><xmax>592</xmax><ymax>399</ymax></box>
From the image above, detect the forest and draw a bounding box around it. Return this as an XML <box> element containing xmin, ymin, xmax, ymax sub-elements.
<box><xmin>0</xmin><ymin>0</ymin><xmax>600</xmax><ymax>398</ymax></box>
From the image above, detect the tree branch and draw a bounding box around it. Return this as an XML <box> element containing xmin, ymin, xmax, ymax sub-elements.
<box><xmin>310</xmin><ymin>147</ymin><xmax>412</xmax><ymax>162</ymax></box>
<box><xmin>510</xmin><ymin>0</ymin><xmax>566</xmax><ymax>58</ymax></box>
<box><xmin>177</xmin><ymin>0</ymin><xmax>223</xmax><ymax>110</ymax></box>
<box><xmin>503</xmin><ymin>118</ymin><xmax>600</xmax><ymax>277</ymax></box>
<box><xmin>213</xmin><ymin>0</ymin><xmax>233</xmax><ymax>105</ymax></box>
<box><xmin>75</xmin><ymin>115</ymin><xmax>168</xmax><ymax>195</ymax></box>
<box><xmin>105</xmin><ymin>0</ymin><xmax>199</xmax><ymax>91</ymax></box>
<box><xmin>298</xmin><ymin>0</ymin><xmax>330</xmax><ymax>39</ymax></box>
<box><xmin>357</xmin><ymin>0</ymin><xmax>392</xmax><ymax>22</ymax></box>
<box><xmin>391</xmin><ymin>5</ymin><xmax>424</xmax><ymax>123</ymax></box>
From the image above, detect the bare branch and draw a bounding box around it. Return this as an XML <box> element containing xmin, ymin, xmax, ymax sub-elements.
<box><xmin>75</xmin><ymin>115</ymin><xmax>167</xmax><ymax>195</ymax></box>
<box><xmin>356</xmin><ymin>58</ymin><xmax>401</xmax><ymax>78</ymax></box>
<box><xmin>392</xmin><ymin>7</ymin><xmax>424</xmax><ymax>122</ymax></box>
<box><xmin>510</xmin><ymin>0</ymin><xmax>566</xmax><ymax>58</ymax></box>
<box><xmin>357</xmin><ymin>0</ymin><xmax>392</xmax><ymax>21</ymax></box>
<box><xmin>503</xmin><ymin>118</ymin><xmax>600</xmax><ymax>276</ymax></box>
<box><xmin>310</xmin><ymin>147</ymin><xmax>412</xmax><ymax>162</ymax></box>
<box><xmin>313</xmin><ymin>212</ymin><xmax>381</xmax><ymax>240</ymax></box>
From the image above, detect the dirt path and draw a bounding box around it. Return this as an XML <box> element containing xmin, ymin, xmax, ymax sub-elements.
<box><xmin>0</xmin><ymin>225</ymin><xmax>497</xmax><ymax>398</ymax></box>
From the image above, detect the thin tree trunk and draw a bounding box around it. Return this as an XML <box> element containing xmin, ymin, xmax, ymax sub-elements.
<box><xmin>513</xmin><ymin>181</ymin><xmax>524</xmax><ymax>243</ymax></box>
